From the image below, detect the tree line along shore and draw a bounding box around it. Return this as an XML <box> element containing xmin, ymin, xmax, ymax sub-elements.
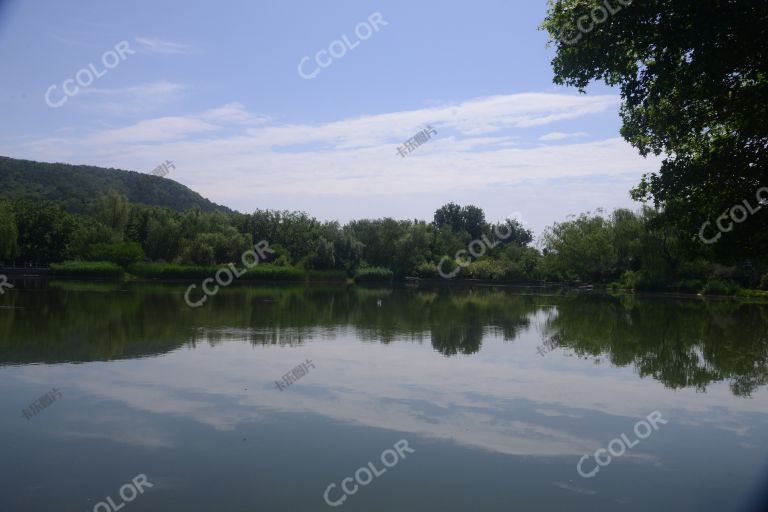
<box><xmin>0</xmin><ymin>193</ymin><xmax>766</xmax><ymax>297</ymax></box>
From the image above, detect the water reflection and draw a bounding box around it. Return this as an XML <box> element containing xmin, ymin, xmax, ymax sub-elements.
<box><xmin>2</xmin><ymin>281</ymin><xmax>768</xmax><ymax>511</ymax></box>
<box><xmin>1</xmin><ymin>282</ymin><xmax>767</xmax><ymax>398</ymax></box>
<box><xmin>539</xmin><ymin>294</ymin><xmax>768</xmax><ymax>397</ymax></box>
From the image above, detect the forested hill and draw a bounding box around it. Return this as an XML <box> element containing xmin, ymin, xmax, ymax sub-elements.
<box><xmin>0</xmin><ymin>156</ymin><xmax>230</xmax><ymax>213</ymax></box>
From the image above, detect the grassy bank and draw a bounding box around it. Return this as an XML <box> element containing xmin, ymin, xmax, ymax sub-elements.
<box><xmin>32</xmin><ymin>261</ymin><xmax>768</xmax><ymax>299</ymax></box>
<box><xmin>50</xmin><ymin>261</ymin><xmax>124</xmax><ymax>278</ymax></box>
<box><xmin>354</xmin><ymin>266</ymin><xmax>394</xmax><ymax>283</ymax></box>
<box><xmin>46</xmin><ymin>261</ymin><xmax>348</xmax><ymax>282</ymax></box>
<box><xmin>607</xmin><ymin>271</ymin><xmax>768</xmax><ymax>298</ymax></box>
<box><xmin>126</xmin><ymin>262</ymin><xmax>347</xmax><ymax>282</ymax></box>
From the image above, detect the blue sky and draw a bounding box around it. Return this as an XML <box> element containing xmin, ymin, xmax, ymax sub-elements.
<box><xmin>0</xmin><ymin>0</ymin><xmax>659</xmax><ymax>234</ymax></box>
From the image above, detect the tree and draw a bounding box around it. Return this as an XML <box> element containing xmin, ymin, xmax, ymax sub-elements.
<box><xmin>493</xmin><ymin>218</ymin><xmax>533</xmax><ymax>247</ymax></box>
<box><xmin>92</xmin><ymin>192</ymin><xmax>130</xmax><ymax>242</ymax></box>
<box><xmin>334</xmin><ymin>235</ymin><xmax>364</xmax><ymax>272</ymax></box>
<box><xmin>542</xmin><ymin>211</ymin><xmax>617</xmax><ymax>282</ymax></box>
<box><xmin>541</xmin><ymin>0</ymin><xmax>768</xmax><ymax>258</ymax></box>
<box><xmin>68</xmin><ymin>217</ymin><xmax>114</xmax><ymax>260</ymax></box>
<box><xmin>611</xmin><ymin>208</ymin><xmax>643</xmax><ymax>272</ymax></box>
<box><xmin>0</xmin><ymin>200</ymin><xmax>18</xmax><ymax>262</ymax></box>
<box><xmin>432</xmin><ymin>203</ymin><xmax>488</xmax><ymax>239</ymax></box>
<box><xmin>89</xmin><ymin>242</ymin><xmax>145</xmax><ymax>266</ymax></box>
<box><xmin>460</xmin><ymin>205</ymin><xmax>487</xmax><ymax>240</ymax></box>
<box><xmin>393</xmin><ymin>221</ymin><xmax>432</xmax><ymax>275</ymax></box>
<box><xmin>144</xmin><ymin>216</ymin><xmax>182</xmax><ymax>262</ymax></box>
<box><xmin>180</xmin><ymin>237</ymin><xmax>216</xmax><ymax>266</ymax></box>
<box><xmin>433</xmin><ymin>203</ymin><xmax>464</xmax><ymax>233</ymax></box>
<box><xmin>14</xmin><ymin>201</ymin><xmax>75</xmax><ymax>263</ymax></box>
<box><xmin>308</xmin><ymin>237</ymin><xmax>336</xmax><ymax>269</ymax></box>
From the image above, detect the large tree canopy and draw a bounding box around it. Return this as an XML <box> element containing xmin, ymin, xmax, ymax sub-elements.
<box><xmin>542</xmin><ymin>0</ymin><xmax>768</xmax><ymax>260</ymax></box>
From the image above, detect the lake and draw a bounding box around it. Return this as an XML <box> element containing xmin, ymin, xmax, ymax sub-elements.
<box><xmin>1</xmin><ymin>281</ymin><xmax>767</xmax><ymax>511</ymax></box>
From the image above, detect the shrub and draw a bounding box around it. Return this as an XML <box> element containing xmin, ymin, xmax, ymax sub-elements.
<box><xmin>128</xmin><ymin>262</ymin><xmax>306</xmax><ymax>281</ymax></box>
<box><xmin>88</xmin><ymin>242</ymin><xmax>144</xmax><ymax>266</ymax></box>
<box><xmin>179</xmin><ymin>238</ymin><xmax>215</xmax><ymax>266</ymax></box>
<box><xmin>354</xmin><ymin>266</ymin><xmax>393</xmax><ymax>282</ymax></box>
<box><xmin>242</xmin><ymin>264</ymin><xmax>305</xmax><ymax>281</ymax></box>
<box><xmin>633</xmin><ymin>271</ymin><xmax>666</xmax><ymax>291</ymax></box>
<box><xmin>427</xmin><ymin>258</ymin><xmax>461</xmax><ymax>278</ymax></box>
<box><xmin>677</xmin><ymin>279</ymin><xmax>704</xmax><ymax>294</ymax></box>
<box><xmin>731</xmin><ymin>261</ymin><xmax>762</xmax><ymax>288</ymax></box>
<box><xmin>736</xmin><ymin>288</ymin><xmax>768</xmax><ymax>299</ymax></box>
<box><xmin>413</xmin><ymin>262</ymin><xmax>440</xmax><ymax>278</ymax></box>
<box><xmin>615</xmin><ymin>270</ymin><xmax>665</xmax><ymax>291</ymax></box>
<box><xmin>677</xmin><ymin>259</ymin><xmax>711</xmax><ymax>280</ymax></box>
<box><xmin>465</xmin><ymin>260</ymin><xmax>505</xmax><ymax>280</ymax></box>
<box><xmin>517</xmin><ymin>248</ymin><xmax>542</xmax><ymax>279</ymax></box>
<box><xmin>306</xmin><ymin>269</ymin><xmax>349</xmax><ymax>281</ymax></box>
<box><xmin>701</xmin><ymin>279</ymin><xmax>741</xmax><ymax>296</ymax></box>
<box><xmin>51</xmin><ymin>260</ymin><xmax>123</xmax><ymax>278</ymax></box>
<box><xmin>500</xmin><ymin>262</ymin><xmax>526</xmax><ymax>281</ymax></box>
<box><xmin>616</xmin><ymin>270</ymin><xmax>639</xmax><ymax>289</ymax></box>
<box><xmin>127</xmin><ymin>262</ymin><xmax>214</xmax><ymax>278</ymax></box>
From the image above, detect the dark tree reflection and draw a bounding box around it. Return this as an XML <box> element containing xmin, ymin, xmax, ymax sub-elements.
<box><xmin>539</xmin><ymin>294</ymin><xmax>768</xmax><ymax>397</ymax></box>
<box><xmin>2</xmin><ymin>281</ymin><xmax>767</xmax><ymax>397</ymax></box>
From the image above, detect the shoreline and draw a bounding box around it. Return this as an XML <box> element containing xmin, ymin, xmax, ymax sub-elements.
<box><xmin>2</xmin><ymin>269</ymin><xmax>767</xmax><ymax>301</ymax></box>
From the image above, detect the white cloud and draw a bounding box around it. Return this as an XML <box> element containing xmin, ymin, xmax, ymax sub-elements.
<box><xmin>134</xmin><ymin>36</ymin><xmax>193</xmax><ymax>55</ymax></box>
<box><xmin>83</xmin><ymin>81</ymin><xmax>185</xmax><ymax>97</ymax></box>
<box><xmin>199</xmin><ymin>102</ymin><xmax>269</xmax><ymax>125</ymax></box>
<box><xmin>539</xmin><ymin>131</ymin><xmax>588</xmax><ymax>141</ymax></box>
<box><xmin>15</xmin><ymin>330</ymin><xmax>766</xmax><ymax>458</ymax></box>
<box><xmin>238</xmin><ymin>93</ymin><xmax>618</xmax><ymax>150</ymax></box>
<box><xmin>0</xmin><ymin>92</ymin><xmax>658</xmax><ymax>229</ymax></box>
<box><xmin>78</xmin><ymin>81</ymin><xmax>186</xmax><ymax>115</ymax></box>
<box><xmin>83</xmin><ymin>116</ymin><xmax>220</xmax><ymax>144</ymax></box>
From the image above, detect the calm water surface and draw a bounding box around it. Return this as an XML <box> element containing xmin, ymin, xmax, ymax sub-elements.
<box><xmin>1</xmin><ymin>281</ymin><xmax>767</xmax><ymax>511</ymax></box>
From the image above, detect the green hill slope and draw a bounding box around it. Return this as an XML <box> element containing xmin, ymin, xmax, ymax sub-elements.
<box><xmin>0</xmin><ymin>156</ymin><xmax>231</xmax><ymax>213</ymax></box>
